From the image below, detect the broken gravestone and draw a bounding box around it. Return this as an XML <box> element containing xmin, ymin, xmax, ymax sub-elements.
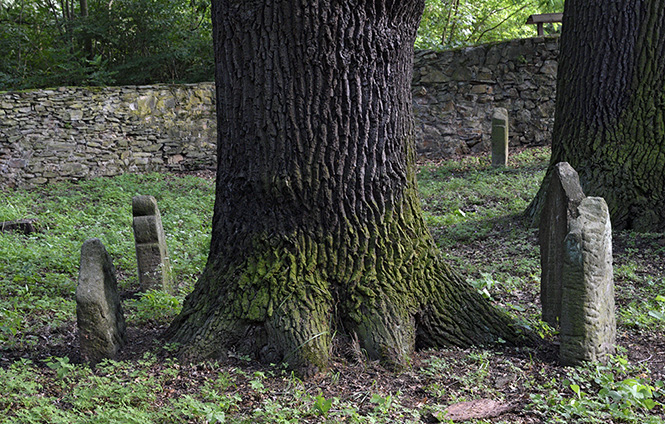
<box><xmin>76</xmin><ymin>238</ymin><xmax>126</xmax><ymax>365</ymax></box>
<box><xmin>559</xmin><ymin>197</ymin><xmax>616</xmax><ymax>365</ymax></box>
<box><xmin>132</xmin><ymin>195</ymin><xmax>174</xmax><ymax>293</ymax></box>
<box><xmin>539</xmin><ymin>162</ymin><xmax>586</xmax><ymax>326</ymax></box>
<box><xmin>491</xmin><ymin>108</ymin><xmax>509</xmax><ymax>167</ymax></box>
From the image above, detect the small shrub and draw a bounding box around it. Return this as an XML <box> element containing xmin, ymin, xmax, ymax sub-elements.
<box><xmin>126</xmin><ymin>289</ymin><xmax>182</xmax><ymax>324</ymax></box>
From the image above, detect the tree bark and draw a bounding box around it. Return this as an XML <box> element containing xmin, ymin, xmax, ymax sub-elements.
<box><xmin>166</xmin><ymin>0</ymin><xmax>525</xmax><ymax>376</ymax></box>
<box><xmin>79</xmin><ymin>0</ymin><xmax>93</xmax><ymax>59</ymax></box>
<box><xmin>526</xmin><ymin>0</ymin><xmax>665</xmax><ymax>231</ymax></box>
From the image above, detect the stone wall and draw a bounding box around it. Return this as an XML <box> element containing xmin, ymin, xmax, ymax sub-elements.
<box><xmin>1</xmin><ymin>37</ymin><xmax>558</xmax><ymax>188</ymax></box>
<box><xmin>1</xmin><ymin>84</ymin><xmax>216</xmax><ymax>187</ymax></box>
<box><xmin>412</xmin><ymin>36</ymin><xmax>558</xmax><ymax>157</ymax></box>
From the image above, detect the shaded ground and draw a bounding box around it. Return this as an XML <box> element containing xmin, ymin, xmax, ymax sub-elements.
<box><xmin>4</xmin><ymin>224</ymin><xmax>664</xmax><ymax>422</ymax></box>
<box><xmin>2</xmin><ymin>318</ymin><xmax>562</xmax><ymax>422</ymax></box>
<box><xmin>1</xmin><ymin>148</ymin><xmax>664</xmax><ymax>422</ymax></box>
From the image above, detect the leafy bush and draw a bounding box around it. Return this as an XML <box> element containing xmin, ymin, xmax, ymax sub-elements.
<box><xmin>0</xmin><ymin>0</ymin><xmax>213</xmax><ymax>90</ymax></box>
<box><xmin>529</xmin><ymin>355</ymin><xmax>664</xmax><ymax>423</ymax></box>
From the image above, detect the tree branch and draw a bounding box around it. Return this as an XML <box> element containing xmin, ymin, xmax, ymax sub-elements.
<box><xmin>471</xmin><ymin>2</ymin><xmax>534</xmax><ymax>44</ymax></box>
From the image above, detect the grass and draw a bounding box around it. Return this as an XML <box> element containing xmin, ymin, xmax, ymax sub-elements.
<box><xmin>1</xmin><ymin>146</ymin><xmax>664</xmax><ymax>423</ymax></box>
<box><xmin>417</xmin><ymin>147</ymin><xmax>548</xmax><ymax>244</ymax></box>
<box><xmin>0</xmin><ymin>173</ymin><xmax>213</xmax><ymax>349</ymax></box>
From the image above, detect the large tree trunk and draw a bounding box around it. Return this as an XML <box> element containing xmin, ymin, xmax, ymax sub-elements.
<box><xmin>166</xmin><ymin>0</ymin><xmax>524</xmax><ymax>376</ymax></box>
<box><xmin>526</xmin><ymin>0</ymin><xmax>665</xmax><ymax>231</ymax></box>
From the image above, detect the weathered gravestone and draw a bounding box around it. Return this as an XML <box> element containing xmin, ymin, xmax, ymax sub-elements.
<box><xmin>132</xmin><ymin>195</ymin><xmax>174</xmax><ymax>293</ymax></box>
<box><xmin>491</xmin><ymin>108</ymin><xmax>509</xmax><ymax>167</ymax></box>
<box><xmin>560</xmin><ymin>197</ymin><xmax>615</xmax><ymax>365</ymax></box>
<box><xmin>539</xmin><ymin>162</ymin><xmax>586</xmax><ymax>326</ymax></box>
<box><xmin>76</xmin><ymin>238</ymin><xmax>126</xmax><ymax>364</ymax></box>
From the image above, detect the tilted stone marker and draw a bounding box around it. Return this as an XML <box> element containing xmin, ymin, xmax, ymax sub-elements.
<box><xmin>491</xmin><ymin>108</ymin><xmax>509</xmax><ymax>167</ymax></box>
<box><xmin>539</xmin><ymin>162</ymin><xmax>586</xmax><ymax>326</ymax></box>
<box><xmin>559</xmin><ymin>197</ymin><xmax>615</xmax><ymax>365</ymax></box>
<box><xmin>76</xmin><ymin>238</ymin><xmax>126</xmax><ymax>364</ymax></box>
<box><xmin>132</xmin><ymin>195</ymin><xmax>174</xmax><ymax>293</ymax></box>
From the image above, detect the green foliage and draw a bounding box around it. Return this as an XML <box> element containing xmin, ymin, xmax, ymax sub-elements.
<box><xmin>528</xmin><ymin>355</ymin><xmax>664</xmax><ymax>423</ymax></box>
<box><xmin>648</xmin><ymin>295</ymin><xmax>665</xmax><ymax>321</ymax></box>
<box><xmin>250</xmin><ymin>371</ymin><xmax>267</xmax><ymax>393</ymax></box>
<box><xmin>0</xmin><ymin>173</ymin><xmax>213</xmax><ymax>349</ymax></box>
<box><xmin>83</xmin><ymin>0</ymin><xmax>214</xmax><ymax>85</ymax></box>
<box><xmin>0</xmin><ymin>0</ymin><xmax>213</xmax><ymax>90</ymax></box>
<box><xmin>1</xmin><ymin>353</ymin><xmax>429</xmax><ymax>423</ymax></box>
<box><xmin>1</xmin><ymin>0</ymin><xmax>568</xmax><ymax>89</ymax></box>
<box><xmin>125</xmin><ymin>289</ymin><xmax>181</xmax><ymax>325</ymax></box>
<box><xmin>620</xmin><ymin>292</ymin><xmax>665</xmax><ymax>331</ymax></box>
<box><xmin>417</xmin><ymin>147</ymin><xmax>549</xmax><ymax>247</ymax></box>
<box><xmin>2</xmin><ymin>146</ymin><xmax>664</xmax><ymax>423</ymax></box>
<box><xmin>370</xmin><ymin>393</ymin><xmax>395</xmax><ymax>413</ymax></box>
<box><xmin>416</xmin><ymin>0</ymin><xmax>565</xmax><ymax>49</ymax></box>
<box><xmin>44</xmin><ymin>356</ymin><xmax>79</xmax><ymax>381</ymax></box>
<box><xmin>469</xmin><ymin>272</ymin><xmax>498</xmax><ymax>299</ymax></box>
<box><xmin>312</xmin><ymin>392</ymin><xmax>334</xmax><ymax>417</ymax></box>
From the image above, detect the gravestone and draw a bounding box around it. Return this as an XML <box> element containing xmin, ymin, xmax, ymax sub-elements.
<box><xmin>539</xmin><ymin>162</ymin><xmax>586</xmax><ymax>326</ymax></box>
<box><xmin>559</xmin><ymin>197</ymin><xmax>615</xmax><ymax>365</ymax></box>
<box><xmin>76</xmin><ymin>238</ymin><xmax>126</xmax><ymax>364</ymax></box>
<box><xmin>491</xmin><ymin>108</ymin><xmax>509</xmax><ymax>167</ymax></box>
<box><xmin>132</xmin><ymin>195</ymin><xmax>174</xmax><ymax>293</ymax></box>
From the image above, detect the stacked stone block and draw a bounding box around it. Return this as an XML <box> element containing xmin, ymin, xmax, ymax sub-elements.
<box><xmin>132</xmin><ymin>195</ymin><xmax>174</xmax><ymax>293</ymax></box>
<box><xmin>0</xmin><ymin>84</ymin><xmax>217</xmax><ymax>188</ymax></box>
<box><xmin>412</xmin><ymin>36</ymin><xmax>559</xmax><ymax>158</ymax></box>
<box><xmin>2</xmin><ymin>37</ymin><xmax>560</xmax><ymax>187</ymax></box>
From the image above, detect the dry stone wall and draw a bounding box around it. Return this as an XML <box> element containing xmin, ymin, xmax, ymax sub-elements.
<box><xmin>1</xmin><ymin>37</ymin><xmax>558</xmax><ymax>187</ymax></box>
<box><xmin>1</xmin><ymin>84</ymin><xmax>216</xmax><ymax>188</ymax></box>
<box><xmin>412</xmin><ymin>36</ymin><xmax>558</xmax><ymax>157</ymax></box>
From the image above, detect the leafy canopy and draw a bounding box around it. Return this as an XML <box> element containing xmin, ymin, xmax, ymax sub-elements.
<box><xmin>417</xmin><ymin>0</ymin><xmax>564</xmax><ymax>49</ymax></box>
<box><xmin>0</xmin><ymin>0</ymin><xmax>213</xmax><ymax>90</ymax></box>
<box><xmin>0</xmin><ymin>0</ymin><xmax>563</xmax><ymax>90</ymax></box>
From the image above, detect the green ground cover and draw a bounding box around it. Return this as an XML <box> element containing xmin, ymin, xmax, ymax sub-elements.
<box><xmin>1</xmin><ymin>146</ymin><xmax>663</xmax><ymax>423</ymax></box>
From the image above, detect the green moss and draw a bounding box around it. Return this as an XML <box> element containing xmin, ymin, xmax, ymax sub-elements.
<box><xmin>169</xmin><ymin>172</ymin><xmax>524</xmax><ymax>372</ymax></box>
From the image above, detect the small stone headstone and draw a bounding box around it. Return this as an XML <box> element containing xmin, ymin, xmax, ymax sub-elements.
<box><xmin>76</xmin><ymin>238</ymin><xmax>126</xmax><ymax>364</ymax></box>
<box><xmin>132</xmin><ymin>195</ymin><xmax>174</xmax><ymax>293</ymax></box>
<box><xmin>559</xmin><ymin>197</ymin><xmax>615</xmax><ymax>365</ymax></box>
<box><xmin>491</xmin><ymin>108</ymin><xmax>509</xmax><ymax>167</ymax></box>
<box><xmin>539</xmin><ymin>162</ymin><xmax>586</xmax><ymax>326</ymax></box>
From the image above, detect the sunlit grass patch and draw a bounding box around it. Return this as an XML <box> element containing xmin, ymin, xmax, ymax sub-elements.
<box><xmin>0</xmin><ymin>173</ymin><xmax>214</xmax><ymax>348</ymax></box>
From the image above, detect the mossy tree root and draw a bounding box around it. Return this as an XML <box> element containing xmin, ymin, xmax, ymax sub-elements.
<box><xmin>166</xmin><ymin>231</ymin><xmax>528</xmax><ymax>376</ymax></box>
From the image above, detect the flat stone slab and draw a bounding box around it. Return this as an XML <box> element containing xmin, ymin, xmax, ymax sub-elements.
<box><xmin>0</xmin><ymin>219</ymin><xmax>38</xmax><ymax>235</ymax></box>
<box><xmin>491</xmin><ymin>108</ymin><xmax>509</xmax><ymax>167</ymax></box>
<box><xmin>442</xmin><ymin>398</ymin><xmax>520</xmax><ymax>422</ymax></box>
